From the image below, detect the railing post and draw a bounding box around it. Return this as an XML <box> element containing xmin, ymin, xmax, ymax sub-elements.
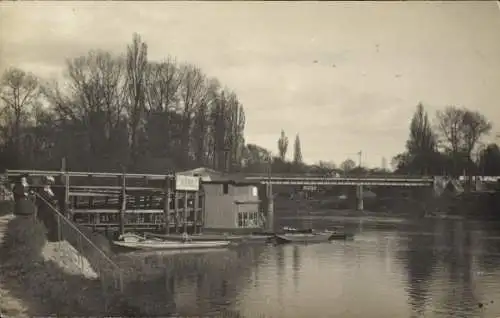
<box><xmin>164</xmin><ymin>176</ymin><xmax>171</xmax><ymax>234</ymax></box>
<box><xmin>194</xmin><ymin>189</ymin><xmax>200</xmax><ymax>234</ymax></box>
<box><xmin>174</xmin><ymin>190</ymin><xmax>179</xmax><ymax>234</ymax></box>
<box><xmin>119</xmin><ymin>173</ymin><xmax>126</xmax><ymax>236</ymax></box>
<box><xmin>183</xmin><ymin>191</ymin><xmax>188</xmax><ymax>234</ymax></box>
<box><xmin>64</xmin><ymin>173</ymin><xmax>70</xmax><ymax>216</ymax></box>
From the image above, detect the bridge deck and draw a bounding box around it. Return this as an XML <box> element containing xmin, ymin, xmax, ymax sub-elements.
<box><xmin>5</xmin><ymin>169</ymin><xmax>434</xmax><ymax>187</ymax></box>
<box><xmin>244</xmin><ymin>176</ymin><xmax>433</xmax><ymax>186</ymax></box>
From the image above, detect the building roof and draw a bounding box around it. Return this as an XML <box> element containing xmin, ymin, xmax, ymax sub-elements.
<box><xmin>177</xmin><ymin>167</ymin><xmax>224</xmax><ymax>182</ymax></box>
<box><xmin>178</xmin><ymin>167</ymin><xmax>254</xmax><ymax>184</ymax></box>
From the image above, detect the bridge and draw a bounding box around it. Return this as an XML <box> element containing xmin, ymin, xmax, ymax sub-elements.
<box><xmin>241</xmin><ymin>174</ymin><xmax>434</xmax><ymax>187</ymax></box>
<box><xmin>4</xmin><ymin>169</ymin><xmax>435</xmax><ymax>187</ymax></box>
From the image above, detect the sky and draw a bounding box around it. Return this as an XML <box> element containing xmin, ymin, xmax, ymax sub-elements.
<box><xmin>1</xmin><ymin>1</ymin><xmax>500</xmax><ymax>168</ymax></box>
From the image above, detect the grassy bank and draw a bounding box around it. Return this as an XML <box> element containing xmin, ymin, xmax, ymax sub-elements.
<box><xmin>0</xmin><ymin>211</ymin><xmax>178</xmax><ymax>316</ymax></box>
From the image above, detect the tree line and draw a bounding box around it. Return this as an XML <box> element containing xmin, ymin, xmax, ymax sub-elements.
<box><xmin>0</xmin><ymin>34</ymin><xmax>249</xmax><ymax>173</ymax></box>
<box><xmin>392</xmin><ymin>103</ymin><xmax>499</xmax><ymax>177</ymax></box>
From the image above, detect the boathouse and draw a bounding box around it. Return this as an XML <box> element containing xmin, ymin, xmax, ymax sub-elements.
<box><xmin>177</xmin><ymin>167</ymin><xmax>266</xmax><ymax>232</ymax></box>
<box><xmin>201</xmin><ymin>179</ymin><xmax>263</xmax><ymax>233</ymax></box>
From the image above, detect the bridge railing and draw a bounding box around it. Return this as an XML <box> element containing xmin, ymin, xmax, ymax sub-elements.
<box><xmin>238</xmin><ymin>172</ymin><xmax>434</xmax><ymax>179</ymax></box>
<box><xmin>6</xmin><ymin>169</ymin><xmax>173</xmax><ymax>180</ymax></box>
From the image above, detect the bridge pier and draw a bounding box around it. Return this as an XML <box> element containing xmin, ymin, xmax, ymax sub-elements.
<box><xmin>356</xmin><ymin>185</ymin><xmax>364</xmax><ymax>211</ymax></box>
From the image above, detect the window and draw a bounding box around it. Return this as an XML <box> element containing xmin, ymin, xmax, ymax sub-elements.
<box><xmin>251</xmin><ymin>186</ymin><xmax>258</xmax><ymax>197</ymax></box>
<box><xmin>223</xmin><ymin>183</ymin><xmax>229</xmax><ymax>195</ymax></box>
<box><xmin>237</xmin><ymin>211</ymin><xmax>259</xmax><ymax>228</ymax></box>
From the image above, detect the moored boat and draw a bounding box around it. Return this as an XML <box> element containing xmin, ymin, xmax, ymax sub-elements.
<box><xmin>113</xmin><ymin>233</ymin><xmax>231</xmax><ymax>251</ymax></box>
<box><xmin>272</xmin><ymin>232</ymin><xmax>333</xmax><ymax>244</ymax></box>
<box><xmin>325</xmin><ymin>231</ymin><xmax>355</xmax><ymax>240</ymax></box>
<box><xmin>144</xmin><ymin>232</ymin><xmax>244</xmax><ymax>243</ymax></box>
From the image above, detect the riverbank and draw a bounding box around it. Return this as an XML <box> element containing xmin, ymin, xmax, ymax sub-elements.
<box><xmin>0</xmin><ymin>204</ymin><xmax>180</xmax><ymax>316</ymax></box>
<box><xmin>0</xmin><ymin>213</ymin><xmax>110</xmax><ymax>316</ymax></box>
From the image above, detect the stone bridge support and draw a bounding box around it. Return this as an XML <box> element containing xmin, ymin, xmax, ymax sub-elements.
<box><xmin>266</xmin><ymin>183</ymin><xmax>274</xmax><ymax>232</ymax></box>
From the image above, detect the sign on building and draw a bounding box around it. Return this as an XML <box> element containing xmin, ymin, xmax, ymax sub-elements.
<box><xmin>302</xmin><ymin>185</ymin><xmax>318</xmax><ymax>191</ymax></box>
<box><xmin>175</xmin><ymin>175</ymin><xmax>200</xmax><ymax>191</ymax></box>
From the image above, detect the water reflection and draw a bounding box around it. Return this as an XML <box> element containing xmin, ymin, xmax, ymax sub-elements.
<box><xmin>114</xmin><ymin>217</ymin><xmax>500</xmax><ymax>317</ymax></box>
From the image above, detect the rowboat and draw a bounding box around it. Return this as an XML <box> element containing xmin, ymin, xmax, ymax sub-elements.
<box><xmin>144</xmin><ymin>232</ymin><xmax>244</xmax><ymax>243</ymax></box>
<box><xmin>272</xmin><ymin>232</ymin><xmax>333</xmax><ymax>244</ymax></box>
<box><xmin>113</xmin><ymin>233</ymin><xmax>231</xmax><ymax>251</ymax></box>
<box><xmin>325</xmin><ymin>231</ymin><xmax>355</xmax><ymax>240</ymax></box>
<box><xmin>272</xmin><ymin>229</ymin><xmax>354</xmax><ymax>244</ymax></box>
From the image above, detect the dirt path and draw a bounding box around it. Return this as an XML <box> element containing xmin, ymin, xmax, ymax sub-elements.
<box><xmin>0</xmin><ymin>213</ymin><xmax>30</xmax><ymax>318</ymax></box>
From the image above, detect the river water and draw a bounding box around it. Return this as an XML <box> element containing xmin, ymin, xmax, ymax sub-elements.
<box><xmin>115</xmin><ymin>216</ymin><xmax>500</xmax><ymax>318</ymax></box>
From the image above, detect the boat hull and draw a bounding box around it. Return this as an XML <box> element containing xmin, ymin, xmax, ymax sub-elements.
<box><xmin>113</xmin><ymin>239</ymin><xmax>231</xmax><ymax>251</ymax></box>
<box><xmin>272</xmin><ymin>232</ymin><xmax>354</xmax><ymax>244</ymax></box>
<box><xmin>328</xmin><ymin>232</ymin><xmax>354</xmax><ymax>240</ymax></box>
<box><xmin>145</xmin><ymin>233</ymin><xmax>244</xmax><ymax>242</ymax></box>
<box><xmin>273</xmin><ymin>233</ymin><xmax>332</xmax><ymax>244</ymax></box>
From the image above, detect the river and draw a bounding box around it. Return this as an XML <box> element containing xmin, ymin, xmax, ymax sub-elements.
<box><xmin>114</xmin><ymin>215</ymin><xmax>500</xmax><ymax>318</ymax></box>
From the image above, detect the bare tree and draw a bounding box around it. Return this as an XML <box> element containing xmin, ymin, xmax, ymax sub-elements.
<box><xmin>0</xmin><ymin>68</ymin><xmax>40</xmax><ymax>163</ymax></box>
<box><xmin>461</xmin><ymin>110</ymin><xmax>492</xmax><ymax>158</ymax></box>
<box><xmin>44</xmin><ymin>50</ymin><xmax>128</xmax><ymax>169</ymax></box>
<box><xmin>144</xmin><ymin>59</ymin><xmax>182</xmax><ymax>160</ymax></box>
<box><xmin>435</xmin><ymin>106</ymin><xmax>465</xmax><ymax>155</ymax></box>
<box><xmin>0</xmin><ymin>35</ymin><xmax>252</xmax><ymax>174</ymax></box>
<box><xmin>435</xmin><ymin>106</ymin><xmax>491</xmax><ymax>176</ymax></box>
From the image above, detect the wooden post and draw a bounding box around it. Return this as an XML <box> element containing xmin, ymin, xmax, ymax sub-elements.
<box><xmin>62</xmin><ymin>173</ymin><xmax>70</xmax><ymax>217</ymax></box>
<box><xmin>174</xmin><ymin>191</ymin><xmax>179</xmax><ymax>233</ymax></box>
<box><xmin>60</xmin><ymin>157</ymin><xmax>69</xmax><ymax>216</ymax></box>
<box><xmin>194</xmin><ymin>191</ymin><xmax>199</xmax><ymax>234</ymax></box>
<box><xmin>183</xmin><ymin>191</ymin><xmax>188</xmax><ymax>234</ymax></box>
<box><xmin>119</xmin><ymin>174</ymin><xmax>126</xmax><ymax>235</ymax></box>
<box><xmin>164</xmin><ymin>176</ymin><xmax>171</xmax><ymax>234</ymax></box>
